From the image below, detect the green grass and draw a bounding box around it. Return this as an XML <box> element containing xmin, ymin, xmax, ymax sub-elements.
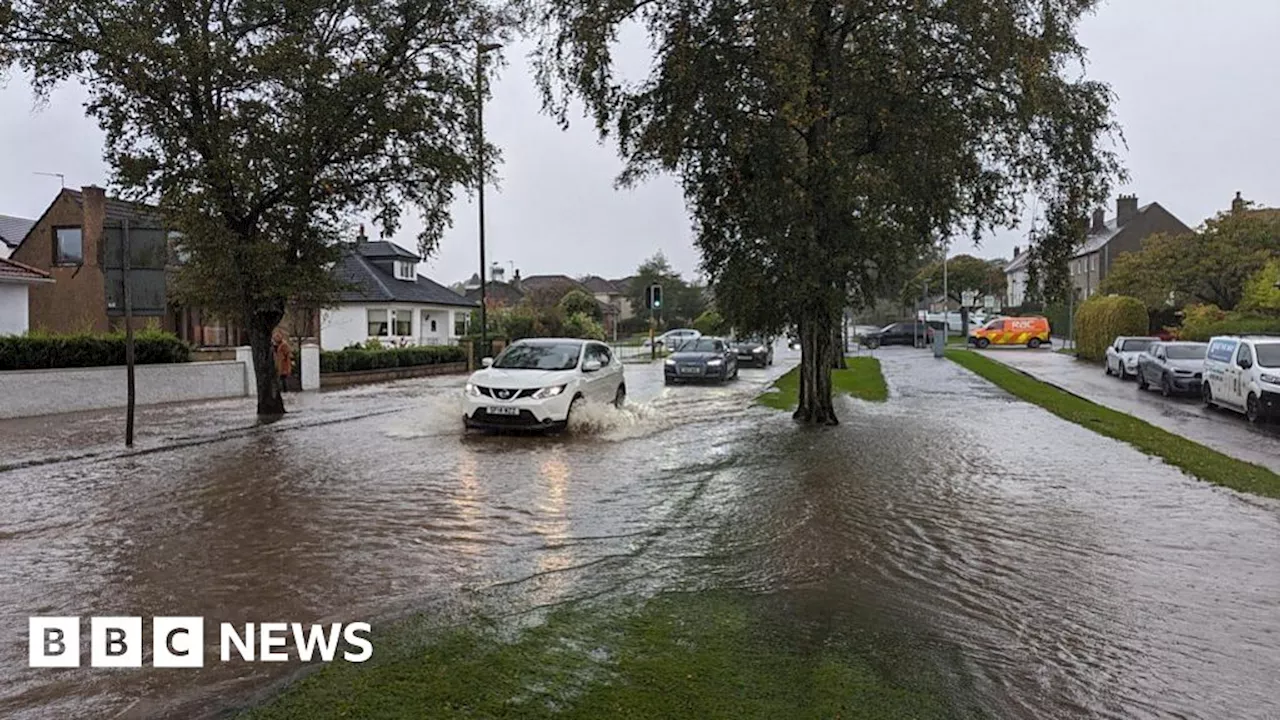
<box><xmin>946</xmin><ymin>349</ymin><xmax>1280</xmax><ymax>499</ymax></box>
<box><xmin>240</xmin><ymin>593</ymin><xmax>955</xmax><ymax>720</ymax></box>
<box><xmin>757</xmin><ymin>356</ymin><xmax>888</xmax><ymax>410</ymax></box>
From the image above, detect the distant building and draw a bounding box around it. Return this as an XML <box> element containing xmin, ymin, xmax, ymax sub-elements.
<box><xmin>581</xmin><ymin>275</ymin><xmax>635</xmax><ymax>320</ymax></box>
<box><xmin>320</xmin><ymin>239</ymin><xmax>478</xmax><ymax>350</ymax></box>
<box><xmin>1005</xmin><ymin>246</ymin><xmax>1030</xmax><ymax>308</ymax></box>
<box><xmin>1070</xmin><ymin>194</ymin><xmax>1191</xmax><ymax>300</ymax></box>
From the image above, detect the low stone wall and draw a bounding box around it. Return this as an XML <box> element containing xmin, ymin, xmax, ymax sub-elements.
<box><xmin>0</xmin><ymin>361</ymin><xmax>249</xmax><ymax>419</ymax></box>
<box><xmin>192</xmin><ymin>348</ymin><xmax>238</xmax><ymax>362</ymax></box>
<box><xmin>320</xmin><ymin>362</ymin><xmax>468</xmax><ymax>388</ymax></box>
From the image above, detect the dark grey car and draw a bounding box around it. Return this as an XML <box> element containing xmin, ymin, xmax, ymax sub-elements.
<box><xmin>665</xmin><ymin>337</ymin><xmax>739</xmax><ymax>384</ymax></box>
<box><xmin>730</xmin><ymin>337</ymin><xmax>773</xmax><ymax>367</ymax></box>
<box><xmin>1137</xmin><ymin>341</ymin><xmax>1208</xmax><ymax>396</ymax></box>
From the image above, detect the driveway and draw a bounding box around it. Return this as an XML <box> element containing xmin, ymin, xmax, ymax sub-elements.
<box><xmin>977</xmin><ymin>348</ymin><xmax>1280</xmax><ymax>473</ymax></box>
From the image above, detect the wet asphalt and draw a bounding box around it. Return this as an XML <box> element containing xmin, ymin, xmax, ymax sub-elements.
<box><xmin>1</xmin><ymin>345</ymin><xmax>1279</xmax><ymax>719</ymax></box>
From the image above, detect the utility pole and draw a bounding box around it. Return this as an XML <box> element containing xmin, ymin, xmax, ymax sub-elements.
<box><xmin>475</xmin><ymin>38</ymin><xmax>501</xmax><ymax>357</ymax></box>
<box><xmin>942</xmin><ymin>238</ymin><xmax>950</xmax><ymax>347</ymax></box>
<box><xmin>123</xmin><ymin>219</ymin><xmax>136</xmax><ymax>447</ymax></box>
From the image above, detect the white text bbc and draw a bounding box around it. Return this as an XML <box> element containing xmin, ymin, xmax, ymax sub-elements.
<box><xmin>29</xmin><ymin>617</ymin><xmax>372</xmax><ymax>667</ymax></box>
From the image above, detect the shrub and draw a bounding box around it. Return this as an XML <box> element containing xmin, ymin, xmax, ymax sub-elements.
<box><xmin>0</xmin><ymin>329</ymin><xmax>191</xmax><ymax>371</ymax></box>
<box><xmin>558</xmin><ymin>289</ymin><xmax>602</xmax><ymax>321</ymax></box>
<box><xmin>1240</xmin><ymin>260</ymin><xmax>1280</xmax><ymax>316</ymax></box>
<box><xmin>1074</xmin><ymin>295</ymin><xmax>1149</xmax><ymax>362</ymax></box>
<box><xmin>1178</xmin><ymin>304</ymin><xmax>1280</xmax><ymax>341</ymax></box>
<box><xmin>319</xmin><ymin>345</ymin><xmax>466</xmax><ymax>373</ymax></box>
<box><xmin>693</xmin><ymin>309</ymin><xmax>727</xmax><ymax>336</ymax></box>
<box><xmin>561</xmin><ymin>311</ymin><xmax>606</xmax><ymax>340</ymax></box>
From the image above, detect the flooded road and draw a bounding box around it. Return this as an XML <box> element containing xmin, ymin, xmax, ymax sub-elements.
<box><xmin>2</xmin><ymin>346</ymin><xmax>1280</xmax><ymax>719</ymax></box>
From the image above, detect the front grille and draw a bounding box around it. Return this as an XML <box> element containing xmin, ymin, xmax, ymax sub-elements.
<box><xmin>478</xmin><ymin>386</ymin><xmax>537</xmax><ymax>400</ymax></box>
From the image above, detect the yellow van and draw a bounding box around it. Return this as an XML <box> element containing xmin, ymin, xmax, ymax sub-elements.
<box><xmin>969</xmin><ymin>316</ymin><xmax>1051</xmax><ymax>349</ymax></box>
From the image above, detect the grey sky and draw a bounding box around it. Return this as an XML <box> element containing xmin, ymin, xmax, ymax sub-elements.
<box><xmin>3</xmin><ymin>0</ymin><xmax>1278</xmax><ymax>284</ymax></box>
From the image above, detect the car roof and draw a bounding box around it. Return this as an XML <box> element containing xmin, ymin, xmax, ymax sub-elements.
<box><xmin>511</xmin><ymin>338</ymin><xmax>589</xmax><ymax>345</ymax></box>
<box><xmin>1162</xmin><ymin>341</ymin><xmax>1207</xmax><ymax>346</ymax></box>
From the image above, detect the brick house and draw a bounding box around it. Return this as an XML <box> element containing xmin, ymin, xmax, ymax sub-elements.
<box><xmin>6</xmin><ymin>185</ymin><xmax>286</xmax><ymax>345</ymax></box>
<box><xmin>1070</xmin><ymin>194</ymin><xmax>1192</xmax><ymax>300</ymax></box>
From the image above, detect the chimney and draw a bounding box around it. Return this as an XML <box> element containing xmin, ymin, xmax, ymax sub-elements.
<box><xmin>81</xmin><ymin>185</ymin><xmax>106</xmax><ymax>269</ymax></box>
<box><xmin>1231</xmin><ymin>191</ymin><xmax>1245</xmax><ymax>215</ymax></box>
<box><xmin>512</xmin><ymin>268</ymin><xmax>522</xmax><ymax>291</ymax></box>
<box><xmin>1012</xmin><ymin>246</ymin><xmax>1020</xmax><ymax>258</ymax></box>
<box><xmin>489</xmin><ymin>262</ymin><xmax>505</xmax><ymax>283</ymax></box>
<box><xmin>1116</xmin><ymin>194</ymin><xmax>1138</xmax><ymax>227</ymax></box>
<box><xmin>1091</xmin><ymin>208</ymin><xmax>1106</xmax><ymax>233</ymax></box>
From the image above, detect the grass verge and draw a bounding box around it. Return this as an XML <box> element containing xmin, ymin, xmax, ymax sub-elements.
<box><xmin>240</xmin><ymin>593</ymin><xmax>956</xmax><ymax>720</ymax></box>
<box><xmin>946</xmin><ymin>349</ymin><xmax>1280</xmax><ymax>499</ymax></box>
<box><xmin>757</xmin><ymin>356</ymin><xmax>888</xmax><ymax>411</ymax></box>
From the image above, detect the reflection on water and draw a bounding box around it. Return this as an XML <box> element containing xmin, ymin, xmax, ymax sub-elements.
<box><xmin>2</xmin><ymin>349</ymin><xmax>1280</xmax><ymax>719</ymax></box>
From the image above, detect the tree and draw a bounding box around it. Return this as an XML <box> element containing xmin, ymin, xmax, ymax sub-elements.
<box><xmin>903</xmin><ymin>254</ymin><xmax>1005</xmax><ymax>331</ymax></box>
<box><xmin>562</xmin><ymin>311</ymin><xmax>605</xmax><ymax>340</ymax></box>
<box><xmin>693</xmin><ymin>309</ymin><xmax>726</xmax><ymax>336</ymax></box>
<box><xmin>558</xmin><ymin>288</ymin><xmax>602</xmax><ymax>320</ymax></box>
<box><xmin>4</xmin><ymin>0</ymin><xmax>488</xmax><ymax>414</ymax></box>
<box><xmin>531</xmin><ymin>0</ymin><xmax>1121</xmax><ymax>424</ymax></box>
<box><xmin>1240</xmin><ymin>260</ymin><xmax>1280</xmax><ymax>316</ymax></box>
<box><xmin>1101</xmin><ymin>206</ymin><xmax>1280</xmax><ymax>312</ymax></box>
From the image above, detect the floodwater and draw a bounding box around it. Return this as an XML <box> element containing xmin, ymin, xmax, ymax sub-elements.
<box><xmin>2</xmin><ymin>345</ymin><xmax>1279</xmax><ymax>719</ymax></box>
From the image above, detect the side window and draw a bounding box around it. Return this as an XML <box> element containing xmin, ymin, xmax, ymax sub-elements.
<box><xmin>714</xmin><ymin>341</ymin><xmax>725</xmax><ymax>353</ymax></box>
<box><xmin>1238</xmin><ymin>344</ymin><xmax>1254</xmax><ymax>366</ymax></box>
<box><xmin>597</xmin><ymin>345</ymin><xmax>613</xmax><ymax>365</ymax></box>
<box><xmin>988</xmin><ymin>320</ymin><xmax>1005</xmax><ymax>331</ymax></box>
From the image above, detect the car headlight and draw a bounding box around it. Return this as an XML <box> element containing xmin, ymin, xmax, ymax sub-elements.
<box><xmin>664</xmin><ymin>358</ymin><xmax>676</xmax><ymax>366</ymax></box>
<box><xmin>707</xmin><ymin>359</ymin><xmax>722</xmax><ymax>366</ymax></box>
<box><xmin>465</xmin><ymin>383</ymin><xmax>481</xmax><ymax>396</ymax></box>
<box><xmin>532</xmin><ymin>384</ymin><xmax>567</xmax><ymax>399</ymax></box>
<box><xmin>753</xmin><ymin>347</ymin><xmax>766</xmax><ymax>354</ymax></box>
<box><xmin>1261</xmin><ymin>373</ymin><xmax>1280</xmax><ymax>385</ymax></box>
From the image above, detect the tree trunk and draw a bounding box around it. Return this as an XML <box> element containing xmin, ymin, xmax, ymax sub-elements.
<box><xmin>829</xmin><ymin>323</ymin><xmax>844</xmax><ymax>369</ymax></box>
<box><xmin>959</xmin><ymin>305</ymin><xmax>969</xmax><ymax>340</ymax></box>
<box><xmin>794</xmin><ymin>317</ymin><xmax>839</xmax><ymax>425</ymax></box>
<box><xmin>248</xmin><ymin>310</ymin><xmax>286</xmax><ymax>416</ymax></box>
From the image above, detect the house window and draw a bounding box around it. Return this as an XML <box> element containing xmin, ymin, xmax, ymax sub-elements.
<box><xmin>55</xmin><ymin>227</ymin><xmax>83</xmax><ymax>265</ymax></box>
<box><xmin>453</xmin><ymin>312</ymin><xmax>470</xmax><ymax>337</ymax></box>
<box><xmin>367</xmin><ymin>309</ymin><xmax>389</xmax><ymax>336</ymax></box>
<box><xmin>395</xmin><ymin>261</ymin><xmax>415</xmax><ymax>280</ymax></box>
<box><xmin>392</xmin><ymin>308</ymin><xmax>412</xmax><ymax>336</ymax></box>
<box><xmin>1090</xmin><ymin>255</ymin><xmax>1098</xmax><ymax>272</ymax></box>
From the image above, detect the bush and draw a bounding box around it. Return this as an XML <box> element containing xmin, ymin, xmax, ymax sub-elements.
<box><xmin>0</xmin><ymin>329</ymin><xmax>191</xmax><ymax>370</ymax></box>
<box><xmin>561</xmin><ymin>312</ymin><xmax>606</xmax><ymax>340</ymax></box>
<box><xmin>693</xmin><ymin>310</ymin><xmax>727</xmax><ymax>336</ymax></box>
<box><xmin>1074</xmin><ymin>295</ymin><xmax>1149</xmax><ymax>362</ymax></box>
<box><xmin>558</xmin><ymin>289</ymin><xmax>602</xmax><ymax>321</ymax></box>
<box><xmin>319</xmin><ymin>345</ymin><xmax>466</xmax><ymax>373</ymax></box>
<box><xmin>1178</xmin><ymin>304</ymin><xmax>1280</xmax><ymax>341</ymax></box>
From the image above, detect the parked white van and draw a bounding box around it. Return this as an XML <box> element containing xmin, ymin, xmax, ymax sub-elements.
<box><xmin>1202</xmin><ymin>335</ymin><xmax>1280</xmax><ymax>423</ymax></box>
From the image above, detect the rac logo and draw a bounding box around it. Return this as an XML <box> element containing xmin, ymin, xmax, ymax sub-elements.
<box><xmin>29</xmin><ymin>617</ymin><xmax>372</xmax><ymax>668</ymax></box>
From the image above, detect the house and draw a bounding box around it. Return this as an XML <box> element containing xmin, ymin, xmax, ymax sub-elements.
<box><xmin>518</xmin><ymin>274</ymin><xmax>620</xmax><ymax>336</ymax></box>
<box><xmin>463</xmin><ymin>268</ymin><xmax>526</xmax><ymax>308</ymax></box>
<box><xmin>320</xmin><ymin>239</ymin><xmax>478</xmax><ymax>350</ymax></box>
<box><xmin>1070</xmin><ymin>194</ymin><xmax>1192</xmax><ymax>300</ymax></box>
<box><xmin>0</xmin><ymin>257</ymin><xmax>52</xmax><ymax>335</ymax></box>
<box><xmin>1004</xmin><ymin>246</ymin><xmax>1030</xmax><ymax>308</ymax></box>
<box><xmin>581</xmin><ymin>275</ymin><xmax>635</xmax><ymax>320</ymax></box>
<box><xmin>0</xmin><ymin>215</ymin><xmax>36</xmax><ymax>260</ymax></box>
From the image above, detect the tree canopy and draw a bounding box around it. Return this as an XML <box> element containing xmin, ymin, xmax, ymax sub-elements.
<box><xmin>3</xmin><ymin>0</ymin><xmax>492</xmax><ymax>413</ymax></box>
<box><xmin>626</xmin><ymin>252</ymin><xmax>707</xmax><ymax>327</ymax></box>
<box><xmin>530</xmin><ymin>0</ymin><xmax>1122</xmax><ymax>423</ymax></box>
<box><xmin>903</xmin><ymin>255</ymin><xmax>1005</xmax><ymax>307</ymax></box>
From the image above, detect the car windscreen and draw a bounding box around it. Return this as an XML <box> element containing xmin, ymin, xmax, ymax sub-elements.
<box><xmin>1121</xmin><ymin>339</ymin><xmax>1153</xmax><ymax>352</ymax></box>
<box><xmin>1165</xmin><ymin>345</ymin><xmax>1206</xmax><ymax>360</ymax></box>
<box><xmin>1256</xmin><ymin>343</ymin><xmax>1280</xmax><ymax>368</ymax></box>
<box><xmin>734</xmin><ymin>338</ymin><xmax>764</xmax><ymax>346</ymax></box>
<box><xmin>492</xmin><ymin>342</ymin><xmax>582</xmax><ymax>370</ymax></box>
<box><xmin>684</xmin><ymin>338</ymin><xmax>723</xmax><ymax>353</ymax></box>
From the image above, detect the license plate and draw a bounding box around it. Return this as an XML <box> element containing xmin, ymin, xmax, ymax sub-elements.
<box><xmin>487</xmin><ymin>406</ymin><xmax>520</xmax><ymax>416</ymax></box>
<box><xmin>679</xmin><ymin>366</ymin><xmax>702</xmax><ymax>375</ymax></box>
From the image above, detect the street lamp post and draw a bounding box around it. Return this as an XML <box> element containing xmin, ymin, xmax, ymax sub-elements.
<box><xmin>476</xmin><ymin>39</ymin><xmax>501</xmax><ymax>357</ymax></box>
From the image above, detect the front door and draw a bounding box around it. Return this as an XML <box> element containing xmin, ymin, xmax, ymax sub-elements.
<box><xmin>420</xmin><ymin>310</ymin><xmax>444</xmax><ymax>346</ymax></box>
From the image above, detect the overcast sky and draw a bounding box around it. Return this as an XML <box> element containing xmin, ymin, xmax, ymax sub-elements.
<box><xmin>3</xmin><ymin>0</ymin><xmax>1279</xmax><ymax>285</ymax></box>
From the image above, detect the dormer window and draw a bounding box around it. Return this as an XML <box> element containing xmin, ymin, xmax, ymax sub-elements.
<box><xmin>395</xmin><ymin>261</ymin><xmax>415</xmax><ymax>280</ymax></box>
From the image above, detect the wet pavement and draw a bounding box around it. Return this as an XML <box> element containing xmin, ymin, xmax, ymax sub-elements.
<box><xmin>978</xmin><ymin>348</ymin><xmax>1280</xmax><ymax>473</ymax></box>
<box><xmin>2</xmin><ymin>345</ymin><xmax>1280</xmax><ymax>719</ymax></box>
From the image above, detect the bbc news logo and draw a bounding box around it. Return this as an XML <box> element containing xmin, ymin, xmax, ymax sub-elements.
<box><xmin>29</xmin><ymin>617</ymin><xmax>372</xmax><ymax>668</ymax></box>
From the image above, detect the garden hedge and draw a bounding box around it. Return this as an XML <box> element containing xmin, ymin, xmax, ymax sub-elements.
<box><xmin>0</xmin><ymin>330</ymin><xmax>191</xmax><ymax>370</ymax></box>
<box><xmin>1074</xmin><ymin>295</ymin><xmax>1149</xmax><ymax>362</ymax></box>
<box><xmin>319</xmin><ymin>345</ymin><xmax>466</xmax><ymax>373</ymax></box>
<box><xmin>1178</xmin><ymin>306</ymin><xmax>1280</xmax><ymax>342</ymax></box>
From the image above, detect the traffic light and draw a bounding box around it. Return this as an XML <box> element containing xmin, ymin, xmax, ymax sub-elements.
<box><xmin>646</xmin><ymin>284</ymin><xmax>663</xmax><ymax>310</ymax></box>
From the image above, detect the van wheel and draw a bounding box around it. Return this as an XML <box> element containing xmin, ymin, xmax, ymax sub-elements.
<box><xmin>976</xmin><ymin>338</ymin><xmax>990</xmax><ymax>349</ymax></box>
<box><xmin>1027</xmin><ymin>338</ymin><xmax>1041</xmax><ymax>349</ymax></box>
<box><xmin>1246</xmin><ymin>393</ymin><xmax>1262</xmax><ymax>424</ymax></box>
<box><xmin>1203</xmin><ymin>383</ymin><xmax>1216</xmax><ymax>409</ymax></box>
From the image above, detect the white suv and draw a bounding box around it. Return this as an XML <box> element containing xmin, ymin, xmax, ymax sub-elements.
<box><xmin>463</xmin><ymin>338</ymin><xmax>626</xmax><ymax>432</ymax></box>
<box><xmin>1105</xmin><ymin>336</ymin><xmax>1158</xmax><ymax>380</ymax></box>
<box><xmin>1203</xmin><ymin>334</ymin><xmax>1280</xmax><ymax>423</ymax></box>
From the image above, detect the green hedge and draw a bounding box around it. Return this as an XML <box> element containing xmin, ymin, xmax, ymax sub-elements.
<box><xmin>1074</xmin><ymin>295</ymin><xmax>1148</xmax><ymax>362</ymax></box>
<box><xmin>319</xmin><ymin>345</ymin><xmax>466</xmax><ymax>373</ymax></box>
<box><xmin>0</xmin><ymin>330</ymin><xmax>191</xmax><ymax>370</ymax></box>
<box><xmin>1179</xmin><ymin>313</ymin><xmax>1280</xmax><ymax>342</ymax></box>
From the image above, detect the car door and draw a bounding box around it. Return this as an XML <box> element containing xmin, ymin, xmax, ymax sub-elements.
<box><xmin>1142</xmin><ymin>343</ymin><xmax>1161</xmax><ymax>383</ymax></box>
<box><xmin>1106</xmin><ymin>339</ymin><xmax>1120</xmax><ymax>373</ymax></box>
<box><xmin>582</xmin><ymin>343</ymin><xmax>611</xmax><ymax>402</ymax></box>
<box><xmin>599</xmin><ymin>343</ymin><xmax>623</xmax><ymax>396</ymax></box>
<box><xmin>1230</xmin><ymin>343</ymin><xmax>1253</xmax><ymax>407</ymax></box>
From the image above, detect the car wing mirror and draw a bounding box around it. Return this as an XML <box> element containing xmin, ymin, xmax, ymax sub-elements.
<box><xmin>481</xmin><ymin>357</ymin><xmax>494</xmax><ymax>368</ymax></box>
<box><xmin>1240</xmin><ymin>358</ymin><xmax>1253</xmax><ymax>370</ymax></box>
<box><xmin>582</xmin><ymin>359</ymin><xmax>602</xmax><ymax>372</ymax></box>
